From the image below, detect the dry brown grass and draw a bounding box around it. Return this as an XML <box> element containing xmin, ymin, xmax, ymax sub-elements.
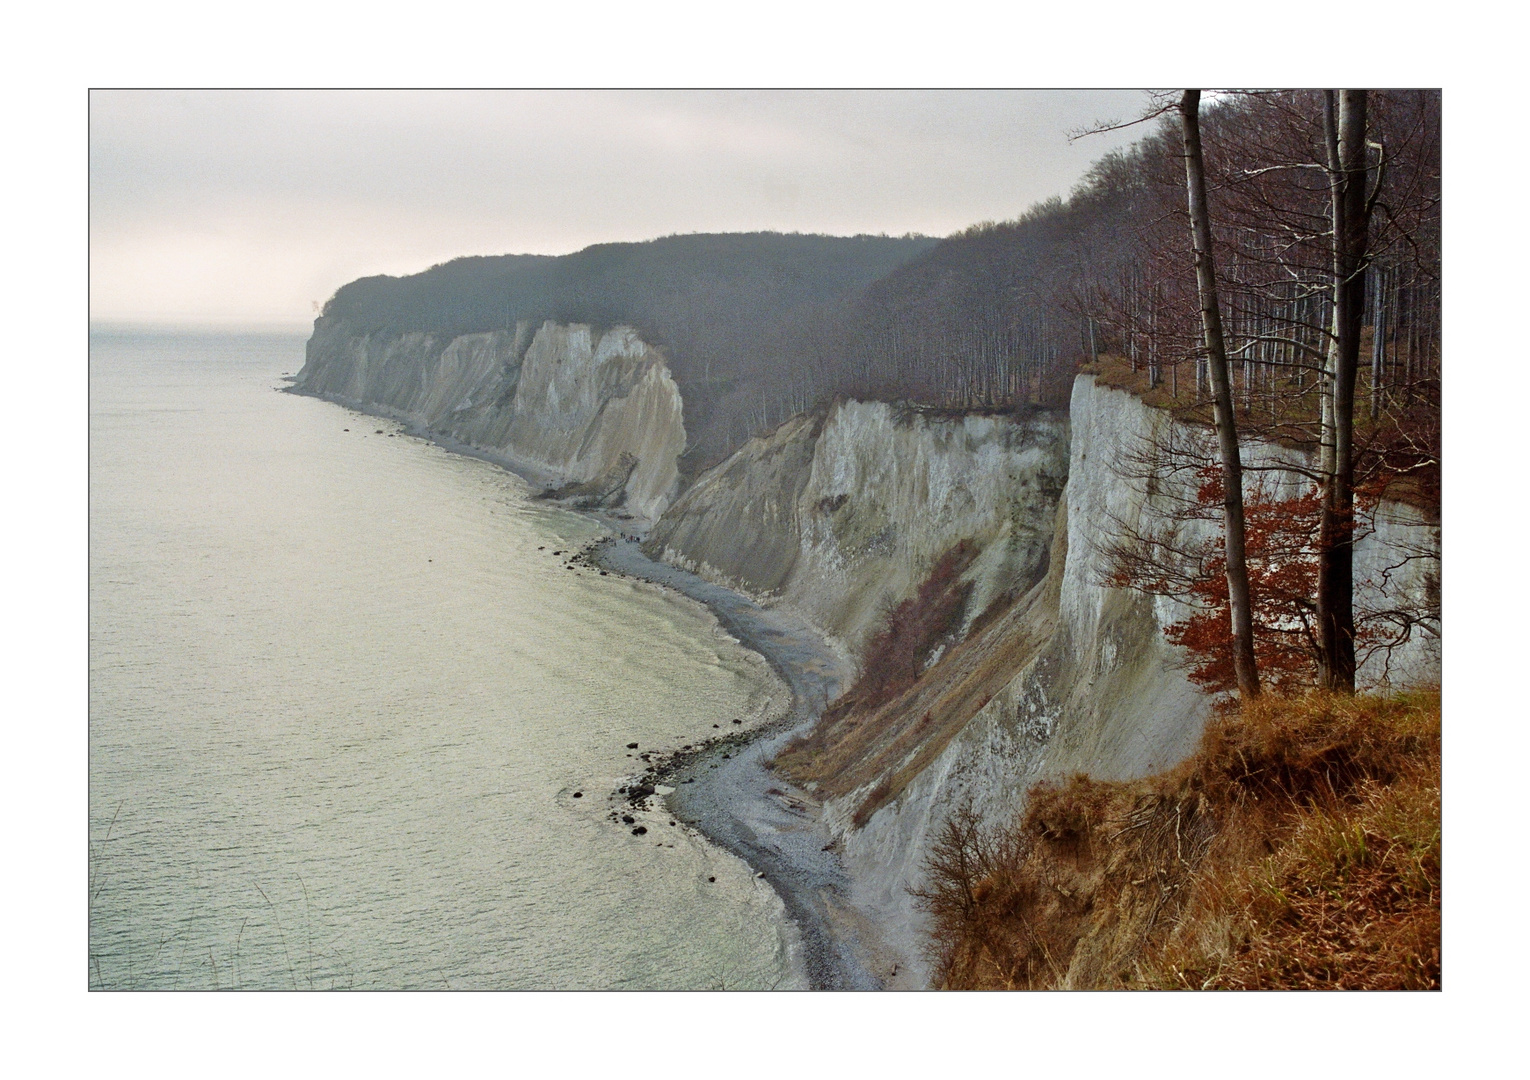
<box><xmin>918</xmin><ymin>689</ymin><xmax>1441</xmax><ymax>990</ymax></box>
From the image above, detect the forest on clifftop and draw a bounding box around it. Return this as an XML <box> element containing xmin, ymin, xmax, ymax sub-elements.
<box><xmin>316</xmin><ymin>90</ymin><xmax>1439</xmax><ymax>493</ymax></box>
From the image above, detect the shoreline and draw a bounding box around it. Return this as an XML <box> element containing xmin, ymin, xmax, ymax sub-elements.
<box><xmin>592</xmin><ymin>538</ymin><xmax>907</xmax><ymax>990</ymax></box>
<box><xmin>286</xmin><ymin>383</ymin><xmax>908</xmax><ymax>990</ymax></box>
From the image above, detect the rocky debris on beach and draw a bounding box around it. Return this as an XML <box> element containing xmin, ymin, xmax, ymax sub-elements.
<box><xmin>599</xmin><ymin>704</ymin><xmax>777</xmax><ymax>849</ymax></box>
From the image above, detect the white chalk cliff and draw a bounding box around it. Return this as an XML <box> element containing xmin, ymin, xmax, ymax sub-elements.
<box><xmin>648</xmin><ymin>400</ymin><xmax>1071</xmax><ymax>660</ymax></box>
<box><xmin>293</xmin><ymin>319</ymin><xmax>687</xmax><ymax>521</ymax></box>
<box><xmin>645</xmin><ymin>374</ymin><xmax>1441</xmax><ymax>981</ymax></box>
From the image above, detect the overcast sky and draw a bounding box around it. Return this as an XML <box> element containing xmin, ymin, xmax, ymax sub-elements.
<box><xmin>89</xmin><ymin>89</ymin><xmax>1154</xmax><ymax>328</ymax></box>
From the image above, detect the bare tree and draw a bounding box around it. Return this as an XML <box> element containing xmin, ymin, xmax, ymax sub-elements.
<box><xmin>1181</xmin><ymin>89</ymin><xmax>1260</xmax><ymax>700</ymax></box>
<box><xmin>1316</xmin><ymin>90</ymin><xmax>1373</xmax><ymax>692</ymax></box>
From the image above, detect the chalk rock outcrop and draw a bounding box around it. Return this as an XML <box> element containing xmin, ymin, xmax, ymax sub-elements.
<box><xmin>293</xmin><ymin>319</ymin><xmax>686</xmax><ymax>520</ymax></box>
<box><xmin>648</xmin><ymin>400</ymin><xmax>1072</xmax><ymax>661</ymax></box>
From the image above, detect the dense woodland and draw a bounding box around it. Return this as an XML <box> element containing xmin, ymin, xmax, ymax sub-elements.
<box><xmin>320</xmin><ymin>232</ymin><xmax>936</xmax><ymax>469</ymax></box>
<box><xmin>807</xmin><ymin>90</ymin><xmax>1440</xmax><ymax>501</ymax></box>
<box><xmin>320</xmin><ymin>91</ymin><xmax>1440</xmax><ymax>494</ymax></box>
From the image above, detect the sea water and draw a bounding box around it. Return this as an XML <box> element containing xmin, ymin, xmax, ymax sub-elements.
<box><xmin>88</xmin><ymin>330</ymin><xmax>800</xmax><ymax>990</ymax></box>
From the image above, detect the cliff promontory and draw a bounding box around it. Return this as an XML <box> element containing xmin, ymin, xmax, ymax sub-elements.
<box><xmin>293</xmin><ymin>318</ymin><xmax>687</xmax><ymax>521</ymax></box>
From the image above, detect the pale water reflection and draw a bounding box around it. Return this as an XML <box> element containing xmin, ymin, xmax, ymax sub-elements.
<box><xmin>88</xmin><ymin>331</ymin><xmax>801</xmax><ymax>989</ymax></box>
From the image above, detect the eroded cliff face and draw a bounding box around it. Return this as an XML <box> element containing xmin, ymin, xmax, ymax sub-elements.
<box><xmin>293</xmin><ymin>318</ymin><xmax>686</xmax><ymax>520</ymax></box>
<box><xmin>832</xmin><ymin>377</ymin><xmax>1442</xmax><ymax>978</ymax></box>
<box><xmin>648</xmin><ymin>400</ymin><xmax>1071</xmax><ymax>661</ymax></box>
<box><xmin>646</xmin><ymin>374</ymin><xmax>1441</xmax><ymax>983</ymax></box>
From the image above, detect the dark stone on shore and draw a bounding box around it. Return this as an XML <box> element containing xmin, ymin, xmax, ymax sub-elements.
<box><xmin>708</xmin><ymin>876</ymin><xmax>716</xmax><ymax>883</ymax></box>
<box><xmin>632</xmin><ymin>826</ymin><xmax>647</xmax><ymax>835</ymax></box>
<box><xmin>621</xmin><ymin>815</ymin><xmax>635</xmax><ymax>824</ymax></box>
<box><xmin>626</xmin><ymin>742</ymin><xmax>639</xmax><ymax>749</ymax></box>
<box><xmin>732</xmin><ymin>719</ymin><xmax>742</xmax><ymax>725</ymax></box>
<box><xmin>713</xmin><ymin>724</ymin><xmax>720</xmax><ymax>728</ymax></box>
<box><xmin>629</xmin><ymin>784</ymin><xmax>655</xmax><ymax>800</ymax></box>
<box><xmin>572</xmin><ymin>792</ymin><xmax>582</xmax><ymax>798</ymax></box>
<box><xmin>600</xmin><ymin>571</ymin><xmax>608</xmax><ymax>576</ymax></box>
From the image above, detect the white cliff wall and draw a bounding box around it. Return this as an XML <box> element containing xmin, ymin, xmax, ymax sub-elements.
<box><xmin>1354</xmin><ymin>498</ymin><xmax>1442</xmax><ymax>687</ymax></box>
<box><xmin>835</xmin><ymin>375</ymin><xmax>1442</xmax><ymax>980</ymax></box>
<box><xmin>293</xmin><ymin>319</ymin><xmax>687</xmax><ymax>521</ymax></box>
<box><xmin>650</xmin><ymin>400</ymin><xmax>1071</xmax><ymax>662</ymax></box>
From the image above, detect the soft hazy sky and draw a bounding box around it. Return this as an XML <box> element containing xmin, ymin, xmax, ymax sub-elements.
<box><xmin>89</xmin><ymin>89</ymin><xmax>1153</xmax><ymax>328</ymax></box>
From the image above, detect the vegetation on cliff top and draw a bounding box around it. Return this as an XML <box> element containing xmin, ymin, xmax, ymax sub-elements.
<box><xmin>916</xmin><ymin>689</ymin><xmax>1441</xmax><ymax>990</ymax></box>
<box><xmin>317</xmin><ymin>232</ymin><xmax>936</xmax><ymax>471</ymax></box>
<box><xmin>314</xmin><ymin>93</ymin><xmax>1438</xmax><ymax>490</ymax></box>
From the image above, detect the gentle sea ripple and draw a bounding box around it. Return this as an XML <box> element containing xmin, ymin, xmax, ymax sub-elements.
<box><xmin>88</xmin><ymin>331</ymin><xmax>801</xmax><ymax>989</ymax></box>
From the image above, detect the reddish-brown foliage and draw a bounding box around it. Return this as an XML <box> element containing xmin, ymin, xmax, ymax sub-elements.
<box><xmin>1163</xmin><ymin>468</ymin><xmax>1323</xmax><ymax>693</ymax></box>
<box><xmin>1109</xmin><ymin>466</ymin><xmax>1386</xmax><ymax>696</ymax></box>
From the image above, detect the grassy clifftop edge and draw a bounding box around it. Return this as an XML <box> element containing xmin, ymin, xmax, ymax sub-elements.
<box><xmin>919</xmin><ymin>688</ymin><xmax>1441</xmax><ymax>990</ymax></box>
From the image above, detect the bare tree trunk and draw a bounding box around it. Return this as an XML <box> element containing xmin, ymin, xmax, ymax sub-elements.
<box><xmin>1316</xmin><ymin>89</ymin><xmax>1368</xmax><ymax>693</ymax></box>
<box><xmin>1371</xmin><ymin>264</ymin><xmax>1386</xmax><ymax>420</ymax></box>
<box><xmin>1181</xmin><ymin>90</ymin><xmax>1260</xmax><ymax>701</ymax></box>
